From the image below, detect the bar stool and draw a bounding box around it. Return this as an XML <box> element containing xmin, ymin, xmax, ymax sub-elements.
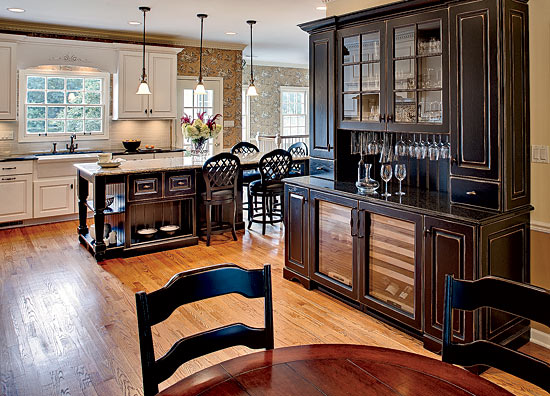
<box><xmin>287</xmin><ymin>142</ymin><xmax>308</xmax><ymax>177</ymax></box>
<box><xmin>248</xmin><ymin>149</ymin><xmax>292</xmax><ymax>235</ymax></box>
<box><xmin>201</xmin><ymin>153</ymin><xmax>240</xmax><ymax>246</ymax></box>
<box><xmin>231</xmin><ymin>141</ymin><xmax>261</xmax><ymax>212</ymax></box>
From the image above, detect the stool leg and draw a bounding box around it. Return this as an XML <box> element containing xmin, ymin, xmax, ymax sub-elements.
<box><xmin>231</xmin><ymin>199</ymin><xmax>237</xmax><ymax>241</ymax></box>
<box><xmin>248</xmin><ymin>191</ymin><xmax>253</xmax><ymax>229</ymax></box>
<box><xmin>262</xmin><ymin>195</ymin><xmax>267</xmax><ymax>235</ymax></box>
<box><xmin>206</xmin><ymin>203</ymin><xmax>212</xmax><ymax>246</ymax></box>
<box><xmin>269</xmin><ymin>195</ymin><xmax>274</xmax><ymax>225</ymax></box>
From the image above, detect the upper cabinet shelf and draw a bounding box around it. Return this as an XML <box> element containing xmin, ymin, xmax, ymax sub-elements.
<box><xmin>338</xmin><ymin>9</ymin><xmax>449</xmax><ymax>134</ymax></box>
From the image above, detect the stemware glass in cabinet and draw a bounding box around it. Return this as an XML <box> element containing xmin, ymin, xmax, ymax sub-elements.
<box><xmin>428</xmin><ymin>136</ymin><xmax>439</xmax><ymax>161</ymax></box>
<box><xmin>394</xmin><ymin>164</ymin><xmax>406</xmax><ymax>196</ymax></box>
<box><xmin>380</xmin><ymin>164</ymin><xmax>393</xmax><ymax>198</ymax></box>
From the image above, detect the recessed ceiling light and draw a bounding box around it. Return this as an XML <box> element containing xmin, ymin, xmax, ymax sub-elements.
<box><xmin>7</xmin><ymin>7</ymin><xmax>25</xmax><ymax>13</ymax></box>
<box><xmin>316</xmin><ymin>6</ymin><xmax>327</xmax><ymax>11</ymax></box>
<box><xmin>128</xmin><ymin>21</ymin><xmax>142</xmax><ymax>25</ymax></box>
<box><xmin>225</xmin><ymin>32</ymin><xmax>237</xmax><ymax>35</ymax></box>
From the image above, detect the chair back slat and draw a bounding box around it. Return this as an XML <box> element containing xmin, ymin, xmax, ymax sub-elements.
<box><xmin>288</xmin><ymin>141</ymin><xmax>308</xmax><ymax>157</ymax></box>
<box><xmin>136</xmin><ymin>263</ymin><xmax>273</xmax><ymax>396</ymax></box>
<box><xmin>202</xmin><ymin>153</ymin><xmax>240</xmax><ymax>200</ymax></box>
<box><xmin>231</xmin><ymin>141</ymin><xmax>259</xmax><ymax>155</ymax></box>
<box><xmin>259</xmin><ymin>149</ymin><xmax>292</xmax><ymax>186</ymax></box>
<box><xmin>442</xmin><ymin>275</ymin><xmax>550</xmax><ymax>393</ymax></box>
<box><xmin>155</xmin><ymin>323</ymin><xmax>270</xmax><ymax>384</ymax></box>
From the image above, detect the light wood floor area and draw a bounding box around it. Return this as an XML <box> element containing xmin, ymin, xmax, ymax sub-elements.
<box><xmin>0</xmin><ymin>220</ymin><xmax>548</xmax><ymax>395</ymax></box>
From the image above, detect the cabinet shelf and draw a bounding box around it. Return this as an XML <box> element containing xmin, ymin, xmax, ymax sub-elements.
<box><xmin>86</xmin><ymin>195</ymin><xmax>125</xmax><ymax>214</ymax></box>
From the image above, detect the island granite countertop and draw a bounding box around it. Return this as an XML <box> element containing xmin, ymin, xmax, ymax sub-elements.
<box><xmin>283</xmin><ymin>176</ymin><xmax>533</xmax><ymax>225</ymax></box>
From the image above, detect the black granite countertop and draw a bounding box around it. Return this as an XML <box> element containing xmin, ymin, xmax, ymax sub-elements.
<box><xmin>0</xmin><ymin>147</ymin><xmax>185</xmax><ymax>162</ymax></box>
<box><xmin>284</xmin><ymin>176</ymin><xmax>531</xmax><ymax>224</ymax></box>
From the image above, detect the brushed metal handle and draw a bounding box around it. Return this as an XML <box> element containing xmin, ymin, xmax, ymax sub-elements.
<box><xmin>142</xmin><ymin>185</ymin><xmax>152</xmax><ymax>189</ymax></box>
<box><xmin>2</xmin><ymin>177</ymin><xmax>16</xmax><ymax>181</ymax></box>
<box><xmin>177</xmin><ymin>181</ymin><xmax>186</xmax><ymax>186</ymax></box>
<box><xmin>466</xmin><ymin>191</ymin><xmax>477</xmax><ymax>196</ymax></box>
<box><xmin>316</xmin><ymin>166</ymin><xmax>325</xmax><ymax>171</ymax></box>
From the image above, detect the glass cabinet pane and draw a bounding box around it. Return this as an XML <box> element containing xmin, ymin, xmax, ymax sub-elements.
<box><xmin>394</xmin><ymin>25</ymin><xmax>415</xmax><ymax>58</ymax></box>
<box><xmin>362</xmin><ymin>32</ymin><xmax>380</xmax><ymax>62</ymax></box>
<box><xmin>343</xmin><ymin>36</ymin><xmax>360</xmax><ymax>63</ymax></box>
<box><xmin>368</xmin><ymin>214</ymin><xmax>415</xmax><ymax>315</ymax></box>
<box><xmin>361</xmin><ymin>94</ymin><xmax>380</xmax><ymax>121</ymax></box>
<box><xmin>395</xmin><ymin>92</ymin><xmax>416</xmax><ymax>123</ymax></box>
<box><xmin>417</xmin><ymin>21</ymin><xmax>442</xmax><ymax>56</ymax></box>
<box><xmin>343</xmin><ymin>65</ymin><xmax>360</xmax><ymax>92</ymax></box>
<box><xmin>418</xmin><ymin>91</ymin><xmax>442</xmax><ymax>123</ymax></box>
<box><xmin>318</xmin><ymin>201</ymin><xmax>354</xmax><ymax>287</ymax></box>
<box><xmin>343</xmin><ymin>94</ymin><xmax>360</xmax><ymax>121</ymax></box>
<box><xmin>418</xmin><ymin>56</ymin><xmax>442</xmax><ymax>89</ymax></box>
<box><xmin>394</xmin><ymin>59</ymin><xmax>415</xmax><ymax>90</ymax></box>
<box><xmin>362</xmin><ymin>63</ymin><xmax>380</xmax><ymax>91</ymax></box>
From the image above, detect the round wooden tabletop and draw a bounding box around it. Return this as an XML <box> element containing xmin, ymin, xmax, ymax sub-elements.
<box><xmin>158</xmin><ymin>344</ymin><xmax>512</xmax><ymax>396</ymax></box>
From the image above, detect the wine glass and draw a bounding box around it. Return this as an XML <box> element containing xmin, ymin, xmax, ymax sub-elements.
<box><xmin>428</xmin><ymin>136</ymin><xmax>439</xmax><ymax>161</ymax></box>
<box><xmin>417</xmin><ymin>134</ymin><xmax>428</xmax><ymax>159</ymax></box>
<box><xmin>440</xmin><ymin>135</ymin><xmax>451</xmax><ymax>160</ymax></box>
<box><xmin>395</xmin><ymin>163</ymin><xmax>406</xmax><ymax>196</ymax></box>
<box><xmin>408</xmin><ymin>134</ymin><xmax>417</xmax><ymax>158</ymax></box>
<box><xmin>395</xmin><ymin>134</ymin><xmax>407</xmax><ymax>157</ymax></box>
<box><xmin>380</xmin><ymin>164</ymin><xmax>393</xmax><ymax>197</ymax></box>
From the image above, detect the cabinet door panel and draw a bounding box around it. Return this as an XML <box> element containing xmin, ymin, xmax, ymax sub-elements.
<box><xmin>284</xmin><ymin>185</ymin><xmax>309</xmax><ymax>276</ymax></box>
<box><xmin>424</xmin><ymin>217</ymin><xmax>474</xmax><ymax>347</ymax></box>
<box><xmin>450</xmin><ymin>0</ymin><xmax>499</xmax><ymax>180</ymax></box>
<box><xmin>0</xmin><ymin>174</ymin><xmax>32</xmax><ymax>222</ymax></box>
<box><xmin>310</xmin><ymin>31</ymin><xmax>336</xmax><ymax>159</ymax></box>
<box><xmin>34</xmin><ymin>177</ymin><xmax>76</xmax><ymax>218</ymax></box>
<box><xmin>310</xmin><ymin>190</ymin><xmax>358</xmax><ymax>299</ymax></box>
<box><xmin>115</xmin><ymin>51</ymin><xmax>148</xmax><ymax>119</ymax></box>
<box><xmin>0</xmin><ymin>43</ymin><xmax>16</xmax><ymax>120</ymax></box>
<box><xmin>148</xmin><ymin>53</ymin><xmax>177</xmax><ymax>118</ymax></box>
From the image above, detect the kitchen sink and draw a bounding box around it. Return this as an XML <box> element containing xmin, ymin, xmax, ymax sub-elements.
<box><xmin>34</xmin><ymin>150</ymin><xmax>102</xmax><ymax>156</ymax></box>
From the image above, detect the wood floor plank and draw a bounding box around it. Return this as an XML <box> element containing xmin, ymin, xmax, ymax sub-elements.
<box><xmin>0</xmin><ymin>220</ymin><xmax>548</xmax><ymax>396</ymax></box>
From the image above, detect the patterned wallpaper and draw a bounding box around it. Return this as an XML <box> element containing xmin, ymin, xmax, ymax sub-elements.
<box><xmin>177</xmin><ymin>47</ymin><xmax>243</xmax><ymax>148</ymax></box>
<box><xmin>242</xmin><ymin>65</ymin><xmax>309</xmax><ymax>138</ymax></box>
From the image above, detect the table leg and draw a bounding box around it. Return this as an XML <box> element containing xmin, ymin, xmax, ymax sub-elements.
<box><xmin>93</xmin><ymin>176</ymin><xmax>106</xmax><ymax>261</ymax></box>
<box><xmin>77</xmin><ymin>171</ymin><xmax>89</xmax><ymax>235</ymax></box>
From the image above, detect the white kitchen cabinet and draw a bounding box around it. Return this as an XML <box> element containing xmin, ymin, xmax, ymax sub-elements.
<box><xmin>113</xmin><ymin>50</ymin><xmax>177</xmax><ymax>120</ymax></box>
<box><xmin>0</xmin><ymin>42</ymin><xmax>16</xmax><ymax>120</ymax></box>
<box><xmin>0</xmin><ymin>174</ymin><xmax>32</xmax><ymax>222</ymax></box>
<box><xmin>33</xmin><ymin>177</ymin><xmax>76</xmax><ymax>218</ymax></box>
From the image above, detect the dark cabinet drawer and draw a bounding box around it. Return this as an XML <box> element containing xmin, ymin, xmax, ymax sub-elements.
<box><xmin>309</xmin><ymin>158</ymin><xmax>334</xmax><ymax>180</ymax></box>
<box><xmin>451</xmin><ymin>178</ymin><xmax>500</xmax><ymax>210</ymax></box>
<box><xmin>165</xmin><ymin>171</ymin><xmax>195</xmax><ymax>197</ymax></box>
<box><xmin>128</xmin><ymin>173</ymin><xmax>162</xmax><ymax>201</ymax></box>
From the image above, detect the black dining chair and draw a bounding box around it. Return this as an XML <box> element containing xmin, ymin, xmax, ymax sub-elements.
<box><xmin>287</xmin><ymin>142</ymin><xmax>308</xmax><ymax>177</ymax></box>
<box><xmin>442</xmin><ymin>275</ymin><xmax>550</xmax><ymax>393</ymax></box>
<box><xmin>201</xmin><ymin>153</ymin><xmax>240</xmax><ymax>246</ymax></box>
<box><xmin>136</xmin><ymin>263</ymin><xmax>274</xmax><ymax>396</ymax></box>
<box><xmin>248</xmin><ymin>149</ymin><xmax>292</xmax><ymax>235</ymax></box>
<box><xmin>231</xmin><ymin>141</ymin><xmax>261</xmax><ymax>213</ymax></box>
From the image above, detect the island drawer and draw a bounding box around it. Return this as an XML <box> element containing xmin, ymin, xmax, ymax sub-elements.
<box><xmin>165</xmin><ymin>171</ymin><xmax>195</xmax><ymax>197</ymax></box>
<box><xmin>128</xmin><ymin>173</ymin><xmax>163</xmax><ymax>202</ymax></box>
<box><xmin>309</xmin><ymin>158</ymin><xmax>334</xmax><ymax>180</ymax></box>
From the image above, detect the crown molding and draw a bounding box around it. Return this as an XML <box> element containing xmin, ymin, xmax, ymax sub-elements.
<box><xmin>0</xmin><ymin>18</ymin><xmax>246</xmax><ymax>51</ymax></box>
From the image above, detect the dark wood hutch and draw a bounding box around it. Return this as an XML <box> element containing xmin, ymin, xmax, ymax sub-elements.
<box><xmin>283</xmin><ymin>0</ymin><xmax>531</xmax><ymax>353</ymax></box>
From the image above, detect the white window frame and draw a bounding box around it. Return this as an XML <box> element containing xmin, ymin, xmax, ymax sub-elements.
<box><xmin>242</xmin><ymin>85</ymin><xmax>251</xmax><ymax>142</ymax></box>
<box><xmin>279</xmin><ymin>86</ymin><xmax>309</xmax><ymax>137</ymax></box>
<box><xmin>18</xmin><ymin>68</ymin><xmax>110</xmax><ymax>142</ymax></box>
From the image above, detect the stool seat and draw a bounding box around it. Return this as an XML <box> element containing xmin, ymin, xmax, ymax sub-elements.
<box><xmin>201</xmin><ymin>190</ymin><xmax>235</xmax><ymax>202</ymax></box>
<box><xmin>288</xmin><ymin>170</ymin><xmax>301</xmax><ymax>177</ymax></box>
<box><xmin>249</xmin><ymin>180</ymin><xmax>284</xmax><ymax>194</ymax></box>
<box><xmin>243</xmin><ymin>170</ymin><xmax>261</xmax><ymax>184</ymax></box>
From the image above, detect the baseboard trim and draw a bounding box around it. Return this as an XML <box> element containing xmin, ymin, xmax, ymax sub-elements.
<box><xmin>531</xmin><ymin>220</ymin><xmax>550</xmax><ymax>234</ymax></box>
<box><xmin>530</xmin><ymin>328</ymin><xmax>550</xmax><ymax>349</ymax></box>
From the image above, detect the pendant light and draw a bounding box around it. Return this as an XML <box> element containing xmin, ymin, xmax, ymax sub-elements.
<box><xmin>246</xmin><ymin>20</ymin><xmax>258</xmax><ymax>97</ymax></box>
<box><xmin>195</xmin><ymin>14</ymin><xmax>208</xmax><ymax>95</ymax></box>
<box><xmin>136</xmin><ymin>6</ymin><xmax>152</xmax><ymax>95</ymax></box>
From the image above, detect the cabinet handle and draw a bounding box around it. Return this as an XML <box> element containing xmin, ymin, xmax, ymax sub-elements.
<box><xmin>327</xmin><ymin>144</ymin><xmax>332</xmax><ymax>151</ymax></box>
<box><xmin>70</xmin><ymin>184</ymin><xmax>74</xmax><ymax>190</ymax></box>
<box><xmin>466</xmin><ymin>191</ymin><xmax>477</xmax><ymax>196</ymax></box>
<box><xmin>2</xmin><ymin>167</ymin><xmax>16</xmax><ymax>170</ymax></box>
<box><xmin>379</xmin><ymin>114</ymin><xmax>386</xmax><ymax>123</ymax></box>
<box><xmin>357</xmin><ymin>210</ymin><xmax>364</xmax><ymax>239</ymax></box>
<box><xmin>424</xmin><ymin>227</ymin><xmax>432</xmax><ymax>235</ymax></box>
<box><xmin>387</xmin><ymin>114</ymin><xmax>394</xmax><ymax>123</ymax></box>
<box><xmin>177</xmin><ymin>181</ymin><xmax>186</xmax><ymax>186</ymax></box>
<box><xmin>144</xmin><ymin>109</ymin><xmax>148</xmax><ymax>114</ymax></box>
<box><xmin>451</xmin><ymin>156</ymin><xmax>458</xmax><ymax>165</ymax></box>
<box><xmin>2</xmin><ymin>177</ymin><xmax>16</xmax><ymax>181</ymax></box>
<box><xmin>316</xmin><ymin>166</ymin><xmax>325</xmax><ymax>171</ymax></box>
<box><xmin>350</xmin><ymin>209</ymin><xmax>357</xmax><ymax>237</ymax></box>
<box><xmin>143</xmin><ymin>185</ymin><xmax>152</xmax><ymax>189</ymax></box>
<box><xmin>150</xmin><ymin>109</ymin><xmax>153</xmax><ymax>114</ymax></box>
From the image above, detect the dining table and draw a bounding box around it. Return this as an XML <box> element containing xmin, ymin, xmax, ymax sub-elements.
<box><xmin>157</xmin><ymin>344</ymin><xmax>512</xmax><ymax>396</ymax></box>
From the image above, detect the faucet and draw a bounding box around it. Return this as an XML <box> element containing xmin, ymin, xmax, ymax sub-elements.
<box><xmin>66</xmin><ymin>134</ymin><xmax>78</xmax><ymax>153</ymax></box>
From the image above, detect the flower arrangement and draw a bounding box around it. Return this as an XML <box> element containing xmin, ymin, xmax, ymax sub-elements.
<box><xmin>181</xmin><ymin>112</ymin><xmax>222</xmax><ymax>143</ymax></box>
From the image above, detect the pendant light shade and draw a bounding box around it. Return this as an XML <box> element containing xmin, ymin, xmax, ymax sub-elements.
<box><xmin>246</xmin><ymin>20</ymin><xmax>258</xmax><ymax>97</ymax></box>
<box><xmin>136</xmin><ymin>6</ymin><xmax>152</xmax><ymax>95</ymax></box>
<box><xmin>195</xmin><ymin>14</ymin><xmax>208</xmax><ymax>95</ymax></box>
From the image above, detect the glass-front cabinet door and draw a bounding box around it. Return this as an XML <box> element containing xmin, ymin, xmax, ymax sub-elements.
<box><xmin>310</xmin><ymin>190</ymin><xmax>359</xmax><ymax>299</ymax></box>
<box><xmin>358</xmin><ymin>202</ymin><xmax>422</xmax><ymax>330</ymax></box>
<box><xmin>386</xmin><ymin>10</ymin><xmax>449</xmax><ymax>134</ymax></box>
<box><xmin>338</xmin><ymin>22</ymin><xmax>387</xmax><ymax>131</ymax></box>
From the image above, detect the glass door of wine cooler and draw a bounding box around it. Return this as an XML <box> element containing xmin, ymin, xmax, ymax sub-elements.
<box><xmin>310</xmin><ymin>190</ymin><xmax>359</xmax><ymax>299</ymax></box>
<box><xmin>386</xmin><ymin>9</ymin><xmax>449</xmax><ymax>134</ymax></box>
<box><xmin>358</xmin><ymin>202</ymin><xmax>422</xmax><ymax>330</ymax></box>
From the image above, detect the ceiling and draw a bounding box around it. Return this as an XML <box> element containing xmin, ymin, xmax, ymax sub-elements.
<box><xmin>1</xmin><ymin>0</ymin><xmax>328</xmax><ymax>66</ymax></box>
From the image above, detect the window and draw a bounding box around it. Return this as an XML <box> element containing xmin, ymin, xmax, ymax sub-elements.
<box><xmin>242</xmin><ymin>87</ymin><xmax>251</xmax><ymax>142</ymax></box>
<box><xmin>280</xmin><ymin>86</ymin><xmax>308</xmax><ymax>137</ymax></box>
<box><xmin>19</xmin><ymin>69</ymin><xmax>110</xmax><ymax>141</ymax></box>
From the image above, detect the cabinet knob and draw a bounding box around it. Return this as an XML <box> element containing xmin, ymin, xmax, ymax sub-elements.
<box><xmin>2</xmin><ymin>177</ymin><xmax>16</xmax><ymax>181</ymax></box>
<box><xmin>387</xmin><ymin>114</ymin><xmax>394</xmax><ymax>123</ymax></box>
<box><xmin>424</xmin><ymin>227</ymin><xmax>432</xmax><ymax>235</ymax></box>
<box><xmin>70</xmin><ymin>184</ymin><xmax>74</xmax><ymax>190</ymax></box>
<box><xmin>144</xmin><ymin>109</ymin><xmax>148</xmax><ymax>114</ymax></box>
<box><xmin>150</xmin><ymin>109</ymin><xmax>153</xmax><ymax>114</ymax></box>
<box><xmin>379</xmin><ymin>114</ymin><xmax>386</xmax><ymax>123</ymax></box>
<box><xmin>466</xmin><ymin>191</ymin><xmax>477</xmax><ymax>196</ymax></box>
<box><xmin>316</xmin><ymin>166</ymin><xmax>325</xmax><ymax>171</ymax></box>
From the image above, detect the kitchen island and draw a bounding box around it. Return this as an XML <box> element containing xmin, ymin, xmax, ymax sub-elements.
<box><xmin>75</xmin><ymin>153</ymin><xmax>308</xmax><ymax>261</ymax></box>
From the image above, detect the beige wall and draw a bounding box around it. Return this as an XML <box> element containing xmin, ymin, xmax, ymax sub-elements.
<box><xmin>327</xmin><ymin>0</ymin><xmax>550</xmax><ymax>333</ymax></box>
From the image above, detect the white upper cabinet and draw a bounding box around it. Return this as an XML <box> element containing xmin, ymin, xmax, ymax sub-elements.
<box><xmin>0</xmin><ymin>42</ymin><xmax>16</xmax><ymax>120</ymax></box>
<box><xmin>113</xmin><ymin>50</ymin><xmax>177</xmax><ymax>120</ymax></box>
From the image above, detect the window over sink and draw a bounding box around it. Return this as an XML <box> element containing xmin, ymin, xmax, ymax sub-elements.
<box><xmin>18</xmin><ymin>68</ymin><xmax>110</xmax><ymax>142</ymax></box>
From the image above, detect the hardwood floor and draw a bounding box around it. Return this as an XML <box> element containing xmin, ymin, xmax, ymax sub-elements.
<box><xmin>0</xmin><ymin>220</ymin><xmax>548</xmax><ymax>396</ymax></box>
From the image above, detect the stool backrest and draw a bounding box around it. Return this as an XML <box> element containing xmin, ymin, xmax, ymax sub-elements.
<box><xmin>259</xmin><ymin>149</ymin><xmax>292</xmax><ymax>185</ymax></box>
<box><xmin>202</xmin><ymin>153</ymin><xmax>240</xmax><ymax>200</ymax></box>
<box><xmin>231</xmin><ymin>141</ymin><xmax>259</xmax><ymax>155</ymax></box>
<box><xmin>288</xmin><ymin>141</ymin><xmax>308</xmax><ymax>157</ymax></box>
